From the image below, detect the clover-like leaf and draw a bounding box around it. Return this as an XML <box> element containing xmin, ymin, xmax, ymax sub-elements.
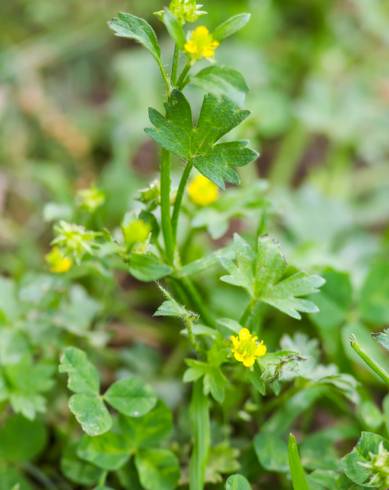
<box><xmin>135</xmin><ymin>448</ymin><xmax>180</xmax><ymax>490</ymax></box>
<box><xmin>59</xmin><ymin>347</ymin><xmax>100</xmax><ymax>395</ymax></box>
<box><xmin>220</xmin><ymin>235</ymin><xmax>324</xmax><ymax>319</ymax></box>
<box><xmin>104</xmin><ymin>377</ymin><xmax>157</xmax><ymax>418</ymax></box>
<box><xmin>68</xmin><ymin>394</ymin><xmax>112</xmax><ymax>437</ymax></box>
<box><xmin>146</xmin><ymin>90</ymin><xmax>258</xmax><ymax>189</ymax></box>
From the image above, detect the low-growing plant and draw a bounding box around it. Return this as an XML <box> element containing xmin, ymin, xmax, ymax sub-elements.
<box><xmin>0</xmin><ymin>1</ymin><xmax>388</xmax><ymax>489</ymax></box>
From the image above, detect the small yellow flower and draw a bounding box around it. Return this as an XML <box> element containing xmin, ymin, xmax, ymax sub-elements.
<box><xmin>187</xmin><ymin>174</ymin><xmax>219</xmax><ymax>206</ymax></box>
<box><xmin>230</xmin><ymin>328</ymin><xmax>267</xmax><ymax>368</ymax></box>
<box><xmin>184</xmin><ymin>26</ymin><xmax>219</xmax><ymax>62</ymax></box>
<box><xmin>45</xmin><ymin>247</ymin><xmax>73</xmax><ymax>274</ymax></box>
<box><xmin>122</xmin><ymin>219</ymin><xmax>151</xmax><ymax>246</ymax></box>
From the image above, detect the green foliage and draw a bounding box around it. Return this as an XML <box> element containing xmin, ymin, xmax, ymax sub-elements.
<box><xmin>220</xmin><ymin>235</ymin><xmax>324</xmax><ymax>319</ymax></box>
<box><xmin>146</xmin><ymin>90</ymin><xmax>258</xmax><ymax>188</ymax></box>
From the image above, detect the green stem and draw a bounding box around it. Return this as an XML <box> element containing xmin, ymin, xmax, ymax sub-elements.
<box><xmin>176</xmin><ymin>61</ymin><xmax>191</xmax><ymax>90</ymax></box>
<box><xmin>172</xmin><ymin>160</ymin><xmax>193</xmax><ymax>243</ymax></box>
<box><xmin>171</xmin><ymin>44</ymin><xmax>180</xmax><ymax>85</ymax></box>
<box><xmin>160</xmin><ymin>149</ymin><xmax>175</xmax><ymax>264</ymax></box>
<box><xmin>350</xmin><ymin>335</ymin><xmax>389</xmax><ymax>386</ymax></box>
<box><xmin>189</xmin><ymin>382</ymin><xmax>210</xmax><ymax>490</ymax></box>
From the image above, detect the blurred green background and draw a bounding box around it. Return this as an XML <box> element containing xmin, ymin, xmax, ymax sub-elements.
<box><xmin>1</xmin><ymin>0</ymin><xmax>388</xmax><ymax>275</ymax></box>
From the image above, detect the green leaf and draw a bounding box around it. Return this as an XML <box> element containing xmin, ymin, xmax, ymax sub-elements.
<box><xmin>288</xmin><ymin>434</ymin><xmax>310</xmax><ymax>490</ymax></box>
<box><xmin>59</xmin><ymin>347</ymin><xmax>100</xmax><ymax>395</ymax></box>
<box><xmin>104</xmin><ymin>377</ymin><xmax>157</xmax><ymax>417</ymax></box>
<box><xmin>0</xmin><ymin>415</ymin><xmax>47</xmax><ymax>463</ymax></box>
<box><xmin>254</xmin><ymin>432</ymin><xmax>289</xmax><ymax>472</ymax></box>
<box><xmin>163</xmin><ymin>8</ymin><xmax>185</xmax><ymax>48</ymax></box>
<box><xmin>225</xmin><ymin>474</ymin><xmax>251</xmax><ymax>490</ymax></box>
<box><xmin>192</xmin><ymin>65</ymin><xmax>249</xmax><ymax>106</ymax></box>
<box><xmin>78</xmin><ymin>432</ymin><xmax>130</xmax><ymax>471</ymax></box>
<box><xmin>213</xmin><ymin>13</ymin><xmax>251</xmax><ymax>41</ymax></box>
<box><xmin>341</xmin><ymin>432</ymin><xmax>389</xmax><ymax>488</ymax></box>
<box><xmin>61</xmin><ymin>442</ymin><xmax>103</xmax><ymax>486</ymax></box>
<box><xmin>128</xmin><ymin>253</ymin><xmax>172</xmax><ymax>281</ymax></box>
<box><xmin>220</xmin><ymin>235</ymin><xmax>324</xmax><ymax>319</ymax></box>
<box><xmin>359</xmin><ymin>260</ymin><xmax>389</xmax><ymax>324</ymax></box>
<box><xmin>135</xmin><ymin>448</ymin><xmax>180</xmax><ymax>490</ymax></box>
<box><xmin>69</xmin><ymin>393</ymin><xmax>112</xmax><ymax>436</ymax></box>
<box><xmin>108</xmin><ymin>13</ymin><xmax>161</xmax><ymax>61</ymax></box>
<box><xmin>146</xmin><ymin>91</ymin><xmax>257</xmax><ymax>189</ymax></box>
<box><xmin>119</xmin><ymin>401</ymin><xmax>173</xmax><ymax>450</ymax></box>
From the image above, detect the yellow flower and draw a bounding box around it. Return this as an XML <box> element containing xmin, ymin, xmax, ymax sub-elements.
<box><xmin>187</xmin><ymin>174</ymin><xmax>219</xmax><ymax>206</ymax></box>
<box><xmin>122</xmin><ymin>219</ymin><xmax>151</xmax><ymax>246</ymax></box>
<box><xmin>184</xmin><ymin>26</ymin><xmax>219</xmax><ymax>62</ymax></box>
<box><xmin>230</xmin><ymin>328</ymin><xmax>267</xmax><ymax>368</ymax></box>
<box><xmin>45</xmin><ymin>247</ymin><xmax>73</xmax><ymax>274</ymax></box>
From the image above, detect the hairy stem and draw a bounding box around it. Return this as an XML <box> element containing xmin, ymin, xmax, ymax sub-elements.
<box><xmin>350</xmin><ymin>335</ymin><xmax>389</xmax><ymax>386</ymax></box>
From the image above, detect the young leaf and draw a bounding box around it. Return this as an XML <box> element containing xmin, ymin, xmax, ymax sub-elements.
<box><xmin>104</xmin><ymin>377</ymin><xmax>157</xmax><ymax>417</ymax></box>
<box><xmin>220</xmin><ymin>235</ymin><xmax>324</xmax><ymax>319</ymax></box>
<box><xmin>135</xmin><ymin>448</ymin><xmax>180</xmax><ymax>490</ymax></box>
<box><xmin>163</xmin><ymin>8</ymin><xmax>185</xmax><ymax>48</ymax></box>
<box><xmin>192</xmin><ymin>65</ymin><xmax>249</xmax><ymax>106</ymax></box>
<box><xmin>146</xmin><ymin>90</ymin><xmax>258</xmax><ymax>189</ymax></box>
<box><xmin>59</xmin><ymin>347</ymin><xmax>100</xmax><ymax>395</ymax></box>
<box><xmin>288</xmin><ymin>434</ymin><xmax>310</xmax><ymax>490</ymax></box>
<box><xmin>225</xmin><ymin>474</ymin><xmax>251</xmax><ymax>490</ymax></box>
<box><xmin>213</xmin><ymin>14</ymin><xmax>251</xmax><ymax>41</ymax></box>
<box><xmin>108</xmin><ymin>13</ymin><xmax>161</xmax><ymax>61</ymax></box>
